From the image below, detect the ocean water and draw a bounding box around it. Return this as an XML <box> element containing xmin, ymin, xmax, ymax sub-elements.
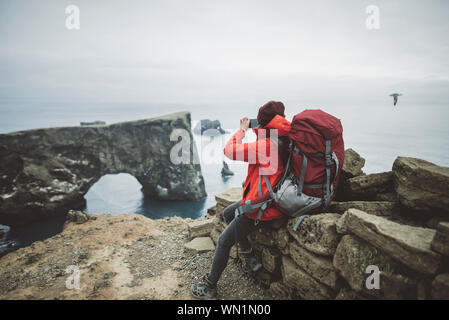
<box><xmin>0</xmin><ymin>101</ymin><xmax>448</xmax><ymax>256</ymax></box>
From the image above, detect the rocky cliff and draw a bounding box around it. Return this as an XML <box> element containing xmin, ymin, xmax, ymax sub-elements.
<box><xmin>0</xmin><ymin>112</ymin><xmax>206</xmax><ymax>226</ymax></box>
<box><xmin>0</xmin><ymin>150</ymin><xmax>448</xmax><ymax>300</ymax></box>
<box><xmin>0</xmin><ymin>211</ymin><xmax>268</xmax><ymax>300</ymax></box>
<box><xmin>210</xmin><ymin>151</ymin><xmax>449</xmax><ymax>300</ymax></box>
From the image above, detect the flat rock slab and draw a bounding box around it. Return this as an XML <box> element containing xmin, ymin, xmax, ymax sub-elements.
<box><xmin>289</xmin><ymin>241</ymin><xmax>339</xmax><ymax>289</ymax></box>
<box><xmin>184</xmin><ymin>237</ymin><xmax>215</xmax><ymax>253</ymax></box>
<box><xmin>188</xmin><ymin>218</ymin><xmax>214</xmax><ymax>239</ymax></box>
<box><xmin>393</xmin><ymin>157</ymin><xmax>449</xmax><ymax>215</ymax></box>
<box><xmin>282</xmin><ymin>256</ymin><xmax>335</xmax><ymax>300</ymax></box>
<box><xmin>341</xmin><ymin>208</ymin><xmax>441</xmax><ymax>275</ymax></box>
<box><xmin>333</xmin><ymin>235</ymin><xmax>417</xmax><ymax>299</ymax></box>
<box><xmin>347</xmin><ymin>171</ymin><xmax>394</xmax><ymax>201</ymax></box>
<box><xmin>329</xmin><ymin>201</ymin><xmax>398</xmax><ymax>217</ymax></box>
<box><xmin>287</xmin><ymin>213</ymin><xmax>341</xmax><ymax>257</ymax></box>
<box><xmin>215</xmin><ymin>187</ymin><xmax>242</xmax><ymax>207</ymax></box>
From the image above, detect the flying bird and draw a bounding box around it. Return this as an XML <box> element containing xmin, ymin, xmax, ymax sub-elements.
<box><xmin>389</xmin><ymin>93</ymin><xmax>402</xmax><ymax>106</ymax></box>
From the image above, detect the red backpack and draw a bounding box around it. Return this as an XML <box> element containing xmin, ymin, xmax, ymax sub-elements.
<box><xmin>235</xmin><ymin>109</ymin><xmax>345</xmax><ymax>230</ymax></box>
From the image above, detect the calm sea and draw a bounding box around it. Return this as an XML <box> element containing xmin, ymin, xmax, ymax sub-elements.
<box><xmin>1</xmin><ymin>101</ymin><xmax>448</xmax><ymax>256</ymax></box>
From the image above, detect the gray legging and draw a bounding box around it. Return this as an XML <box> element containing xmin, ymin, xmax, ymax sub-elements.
<box><xmin>207</xmin><ymin>200</ymin><xmax>269</xmax><ymax>284</ymax></box>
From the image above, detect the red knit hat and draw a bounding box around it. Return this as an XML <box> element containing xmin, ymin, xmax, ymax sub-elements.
<box><xmin>257</xmin><ymin>101</ymin><xmax>286</xmax><ymax>127</ymax></box>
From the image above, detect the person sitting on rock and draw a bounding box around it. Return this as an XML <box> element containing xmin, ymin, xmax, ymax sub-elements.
<box><xmin>191</xmin><ymin>101</ymin><xmax>291</xmax><ymax>300</ymax></box>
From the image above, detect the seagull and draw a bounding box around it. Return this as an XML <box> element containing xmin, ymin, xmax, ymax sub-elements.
<box><xmin>389</xmin><ymin>93</ymin><xmax>402</xmax><ymax>106</ymax></box>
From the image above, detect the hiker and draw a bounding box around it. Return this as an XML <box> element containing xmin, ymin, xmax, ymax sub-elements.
<box><xmin>191</xmin><ymin>101</ymin><xmax>291</xmax><ymax>300</ymax></box>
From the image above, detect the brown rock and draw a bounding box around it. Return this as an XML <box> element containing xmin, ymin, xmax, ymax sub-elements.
<box><xmin>273</xmin><ymin>227</ymin><xmax>291</xmax><ymax>255</ymax></box>
<box><xmin>262</xmin><ymin>247</ymin><xmax>281</xmax><ymax>274</ymax></box>
<box><xmin>282</xmin><ymin>256</ymin><xmax>335</xmax><ymax>300</ymax></box>
<box><xmin>347</xmin><ymin>171</ymin><xmax>394</xmax><ymax>201</ymax></box>
<box><xmin>335</xmin><ymin>148</ymin><xmax>365</xmax><ymax>201</ymax></box>
<box><xmin>66</xmin><ymin>210</ymin><xmax>89</xmax><ymax>224</ymax></box>
<box><xmin>215</xmin><ymin>187</ymin><xmax>242</xmax><ymax>208</ymax></box>
<box><xmin>431</xmin><ymin>222</ymin><xmax>449</xmax><ymax>257</ymax></box>
<box><xmin>255</xmin><ymin>269</ymin><xmax>272</xmax><ymax>288</ymax></box>
<box><xmin>287</xmin><ymin>214</ymin><xmax>340</xmax><ymax>257</ymax></box>
<box><xmin>188</xmin><ymin>218</ymin><xmax>214</xmax><ymax>239</ymax></box>
<box><xmin>249</xmin><ymin>227</ymin><xmax>275</xmax><ymax>247</ymax></box>
<box><xmin>342</xmin><ymin>148</ymin><xmax>365</xmax><ymax>178</ymax></box>
<box><xmin>376</xmin><ymin>193</ymin><xmax>397</xmax><ymax>202</ymax></box>
<box><xmin>328</xmin><ymin>201</ymin><xmax>398</xmax><ymax>217</ymax></box>
<box><xmin>393</xmin><ymin>157</ymin><xmax>449</xmax><ymax>216</ymax></box>
<box><xmin>289</xmin><ymin>241</ymin><xmax>339</xmax><ymax>289</ymax></box>
<box><xmin>335</xmin><ymin>287</ymin><xmax>369</xmax><ymax>300</ymax></box>
<box><xmin>341</xmin><ymin>209</ymin><xmax>441</xmax><ymax>275</ymax></box>
<box><xmin>207</xmin><ymin>205</ymin><xmax>216</xmax><ymax>215</ymax></box>
<box><xmin>431</xmin><ymin>274</ymin><xmax>449</xmax><ymax>300</ymax></box>
<box><xmin>268</xmin><ymin>281</ymin><xmax>295</xmax><ymax>299</ymax></box>
<box><xmin>184</xmin><ymin>237</ymin><xmax>215</xmax><ymax>253</ymax></box>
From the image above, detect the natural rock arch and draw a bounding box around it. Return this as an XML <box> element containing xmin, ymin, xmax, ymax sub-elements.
<box><xmin>0</xmin><ymin>112</ymin><xmax>206</xmax><ymax>226</ymax></box>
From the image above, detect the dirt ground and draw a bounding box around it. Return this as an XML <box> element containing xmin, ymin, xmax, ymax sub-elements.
<box><xmin>0</xmin><ymin>213</ymin><xmax>272</xmax><ymax>300</ymax></box>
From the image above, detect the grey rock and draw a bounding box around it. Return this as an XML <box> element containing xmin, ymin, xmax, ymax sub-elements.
<box><xmin>340</xmin><ymin>208</ymin><xmax>441</xmax><ymax>275</ymax></box>
<box><xmin>431</xmin><ymin>222</ymin><xmax>449</xmax><ymax>257</ymax></box>
<box><xmin>431</xmin><ymin>274</ymin><xmax>449</xmax><ymax>300</ymax></box>
<box><xmin>287</xmin><ymin>214</ymin><xmax>341</xmax><ymax>257</ymax></box>
<box><xmin>66</xmin><ymin>210</ymin><xmax>89</xmax><ymax>224</ymax></box>
<box><xmin>273</xmin><ymin>227</ymin><xmax>290</xmax><ymax>255</ymax></box>
<box><xmin>268</xmin><ymin>281</ymin><xmax>295</xmax><ymax>299</ymax></box>
<box><xmin>282</xmin><ymin>256</ymin><xmax>335</xmax><ymax>300</ymax></box>
<box><xmin>335</xmin><ymin>148</ymin><xmax>365</xmax><ymax>201</ymax></box>
<box><xmin>184</xmin><ymin>237</ymin><xmax>215</xmax><ymax>253</ymax></box>
<box><xmin>193</xmin><ymin>119</ymin><xmax>226</xmax><ymax>135</ymax></box>
<box><xmin>289</xmin><ymin>241</ymin><xmax>340</xmax><ymax>289</ymax></box>
<box><xmin>103</xmin><ymin>272</ymin><xmax>117</xmax><ymax>280</ymax></box>
<box><xmin>335</xmin><ymin>287</ymin><xmax>369</xmax><ymax>300</ymax></box>
<box><xmin>215</xmin><ymin>187</ymin><xmax>242</xmax><ymax>208</ymax></box>
<box><xmin>262</xmin><ymin>247</ymin><xmax>281</xmax><ymax>274</ymax></box>
<box><xmin>188</xmin><ymin>218</ymin><xmax>214</xmax><ymax>239</ymax></box>
<box><xmin>0</xmin><ymin>112</ymin><xmax>206</xmax><ymax>226</ymax></box>
<box><xmin>93</xmin><ymin>280</ymin><xmax>111</xmax><ymax>291</ymax></box>
<box><xmin>333</xmin><ymin>235</ymin><xmax>417</xmax><ymax>299</ymax></box>
<box><xmin>206</xmin><ymin>205</ymin><xmax>217</xmax><ymax>216</ymax></box>
<box><xmin>393</xmin><ymin>157</ymin><xmax>449</xmax><ymax>216</ymax></box>
<box><xmin>221</xmin><ymin>161</ymin><xmax>234</xmax><ymax>177</ymax></box>
<box><xmin>328</xmin><ymin>201</ymin><xmax>399</xmax><ymax>217</ymax></box>
<box><xmin>342</xmin><ymin>148</ymin><xmax>365</xmax><ymax>178</ymax></box>
<box><xmin>347</xmin><ymin>171</ymin><xmax>394</xmax><ymax>201</ymax></box>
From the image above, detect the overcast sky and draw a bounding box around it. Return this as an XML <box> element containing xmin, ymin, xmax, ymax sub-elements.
<box><xmin>0</xmin><ymin>0</ymin><xmax>448</xmax><ymax>107</ymax></box>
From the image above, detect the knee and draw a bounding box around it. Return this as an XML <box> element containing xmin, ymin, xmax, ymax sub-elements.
<box><xmin>217</xmin><ymin>232</ymin><xmax>233</xmax><ymax>249</ymax></box>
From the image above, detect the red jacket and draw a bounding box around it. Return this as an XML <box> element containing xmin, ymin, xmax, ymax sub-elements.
<box><xmin>223</xmin><ymin>115</ymin><xmax>291</xmax><ymax>221</ymax></box>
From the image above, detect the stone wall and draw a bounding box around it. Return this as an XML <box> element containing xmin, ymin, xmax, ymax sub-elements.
<box><xmin>0</xmin><ymin>112</ymin><xmax>206</xmax><ymax>226</ymax></box>
<box><xmin>209</xmin><ymin>150</ymin><xmax>449</xmax><ymax>300</ymax></box>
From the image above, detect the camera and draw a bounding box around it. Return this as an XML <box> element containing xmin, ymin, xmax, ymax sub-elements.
<box><xmin>249</xmin><ymin>119</ymin><xmax>259</xmax><ymax>128</ymax></box>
